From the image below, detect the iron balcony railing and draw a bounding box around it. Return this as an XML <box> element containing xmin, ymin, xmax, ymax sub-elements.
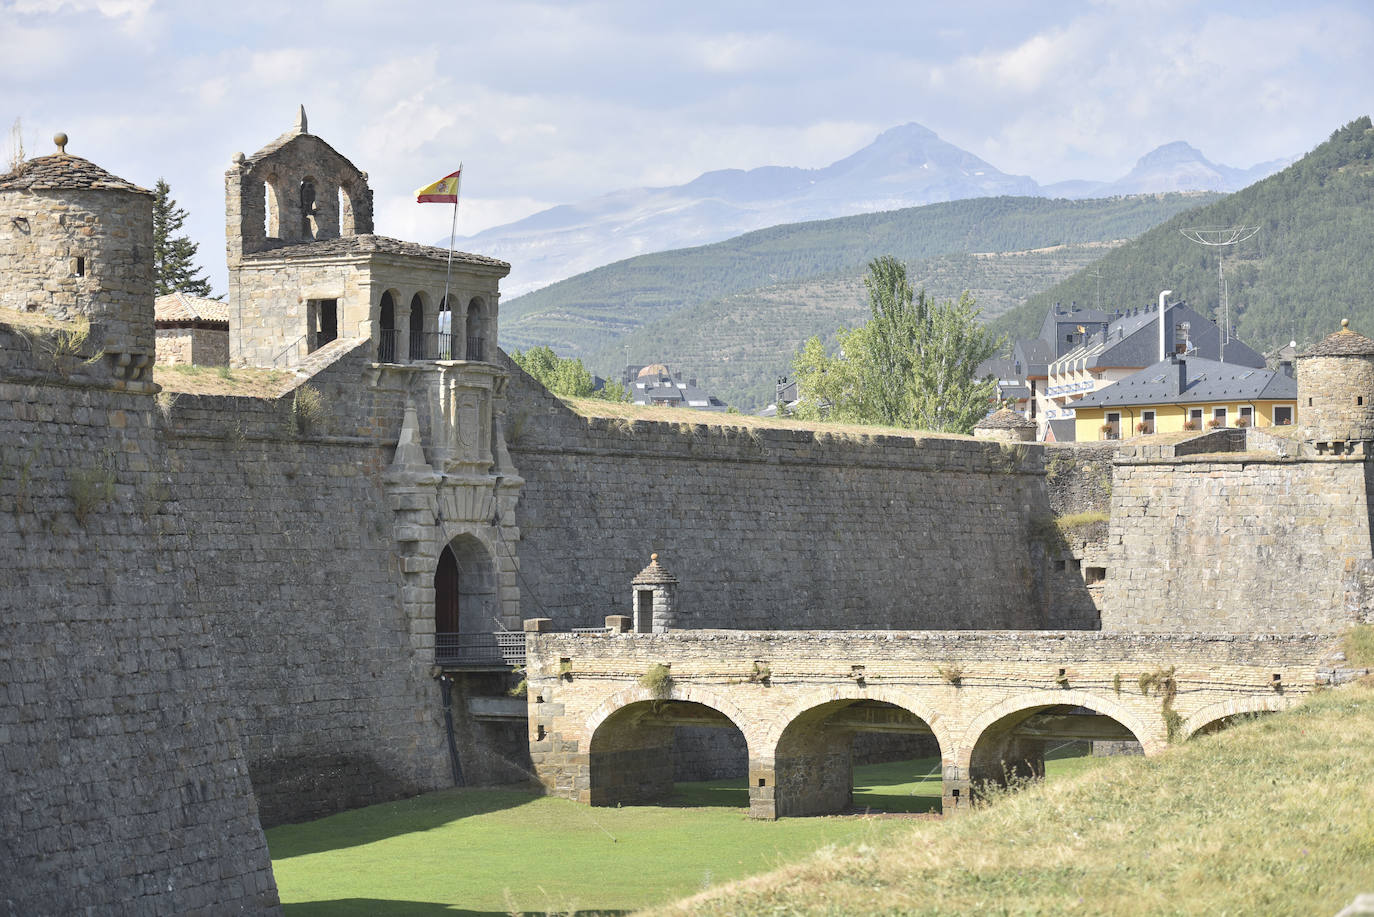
<box><xmin>377</xmin><ymin>328</ymin><xmax>401</xmax><ymax>364</ymax></box>
<box><xmin>435</xmin><ymin>631</ymin><xmax>525</xmax><ymax>667</ymax></box>
<box><xmin>415</xmin><ymin>330</ymin><xmax>459</xmax><ymax>361</ymax></box>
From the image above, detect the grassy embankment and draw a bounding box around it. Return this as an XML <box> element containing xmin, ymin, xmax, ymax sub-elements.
<box><xmin>267</xmin><ymin>750</ymin><xmax>1098</xmax><ymax>915</ymax></box>
<box><xmin>658</xmin><ymin>681</ymin><xmax>1374</xmax><ymax>917</ymax></box>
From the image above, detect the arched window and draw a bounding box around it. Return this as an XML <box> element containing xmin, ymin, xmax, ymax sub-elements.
<box><xmin>378</xmin><ymin>291</ymin><xmax>397</xmax><ymax>363</ymax></box>
<box><xmin>409</xmin><ymin>293</ymin><xmax>426</xmax><ymax>361</ymax></box>
<box><xmin>299</xmin><ymin>177</ymin><xmax>317</xmax><ymax>240</ymax></box>
<box><xmin>435</xmin><ymin>544</ymin><xmax>460</xmax><ymax>636</ymax></box>
<box><xmin>466</xmin><ymin>297</ymin><xmax>485</xmax><ymax>362</ymax></box>
<box><xmin>263</xmin><ymin>175</ymin><xmax>282</xmax><ymax>239</ymax></box>
<box><xmin>438</xmin><ymin>295</ymin><xmax>455</xmax><ymax>360</ymax></box>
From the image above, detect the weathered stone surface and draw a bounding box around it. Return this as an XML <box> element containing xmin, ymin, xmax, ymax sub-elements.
<box><xmin>525</xmin><ymin>630</ymin><xmax>1333</xmax><ymax>819</ymax></box>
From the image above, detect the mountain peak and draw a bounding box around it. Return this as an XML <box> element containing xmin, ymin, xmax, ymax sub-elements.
<box><xmin>1135</xmin><ymin>141</ymin><xmax>1211</xmax><ymax>168</ymax></box>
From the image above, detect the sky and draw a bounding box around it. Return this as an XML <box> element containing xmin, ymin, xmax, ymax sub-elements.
<box><xmin>4</xmin><ymin>0</ymin><xmax>1373</xmax><ymax>294</ymax></box>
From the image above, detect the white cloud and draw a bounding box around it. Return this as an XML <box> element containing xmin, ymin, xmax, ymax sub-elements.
<box><xmin>4</xmin><ymin>0</ymin><xmax>1372</xmax><ymax>295</ymax></box>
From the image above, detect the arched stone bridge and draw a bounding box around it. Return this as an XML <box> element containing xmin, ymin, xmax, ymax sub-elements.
<box><xmin>524</xmin><ymin>630</ymin><xmax>1334</xmax><ymax>818</ymax></box>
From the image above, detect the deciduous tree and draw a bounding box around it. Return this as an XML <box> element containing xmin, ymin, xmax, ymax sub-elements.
<box><xmin>792</xmin><ymin>255</ymin><xmax>1001</xmax><ymax>434</ymax></box>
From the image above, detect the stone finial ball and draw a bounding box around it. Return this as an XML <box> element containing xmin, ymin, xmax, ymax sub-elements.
<box><xmin>53</xmin><ymin>132</ymin><xmax>68</xmax><ymax>153</ymax></box>
<box><xmin>1343</xmin><ymin>318</ymin><xmax>1351</xmax><ymax>330</ymax></box>
<box><xmin>232</xmin><ymin>151</ymin><xmax>246</xmax><ymax>164</ymax></box>
<box><xmin>651</xmin><ymin>553</ymin><xmax>658</xmax><ymax>563</ymax></box>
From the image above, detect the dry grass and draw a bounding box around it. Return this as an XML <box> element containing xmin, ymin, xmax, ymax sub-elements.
<box><xmin>650</xmin><ymin>684</ymin><xmax>1374</xmax><ymax>917</ymax></box>
<box><xmin>1055</xmin><ymin>510</ymin><xmax>1110</xmax><ymax>532</ymax></box>
<box><xmin>0</xmin><ymin>305</ymin><xmax>77</xmax><ymax>332</ymax></box>
<box><xmin>1345</xmin><ymin>625</ymin><xmax>1374</xmax><ymax>669</ymax></box>
<box><xmin>560</xmin><ymin>397</ymin><xmax>970</xmax><ymax>443</ymax></box>
<box><xmin>153</xmin><ymin>363</ymin><xmax>295</xmax><ymax>399</ymax></box>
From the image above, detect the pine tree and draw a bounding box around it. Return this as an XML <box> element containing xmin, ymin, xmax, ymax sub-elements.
<box><xmin>153</xmin><ymin>178</ymin><xmax>213</xmax><ymax>297</ymax></box>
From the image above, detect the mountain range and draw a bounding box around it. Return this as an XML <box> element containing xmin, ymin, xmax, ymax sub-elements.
<box><xmin>451</xmin><ymin>123</ymin><xmax>1292</xmax><ymax>296</ymax></box>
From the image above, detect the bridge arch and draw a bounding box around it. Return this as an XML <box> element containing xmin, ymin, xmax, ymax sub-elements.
<box><xmin>760</xmin><ymin>686</ymin><xmax>953</xmax><ymax>755</ymax></box>
<box><xmin>584</xmin><ymin>684</ymin><xmax>754</xmax><ymax>808</ymax></box>
<box><xmin>760</xmin><ymin>687</ymin><xmax>951</xmax><ymax>818</ymax></box>
<box><xmin>1180</xmin><ymin>695</ymin><xmax>1291</xmax><ymax>741</ymax></box>
<box><xmin>959</xmin><ymin>690</ymin><xmax>1163</xmax><ymax>797</ymax></box>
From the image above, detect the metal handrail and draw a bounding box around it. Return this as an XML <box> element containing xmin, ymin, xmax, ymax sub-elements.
<box><xmin>270</xmin><ymin>334</ymin><xmax>307</xmax><ymax>368</ymax></box>
<box><xmin>435</xmin><ymin>631</ymin><xmax>525</xmax><ymax>667</ymax></box>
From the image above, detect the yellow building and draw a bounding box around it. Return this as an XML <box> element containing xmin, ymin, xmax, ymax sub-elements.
<box><xmin>1072</xmin><ymin>355</ymin><xmax>1297</xmax><ymax>442</ymax></box>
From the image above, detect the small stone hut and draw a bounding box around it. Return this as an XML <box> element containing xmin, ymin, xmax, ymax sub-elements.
<box><xmin>154</xmin><ymin>291</ymin><xmax>229</xmax><ymax>366</ymax></box>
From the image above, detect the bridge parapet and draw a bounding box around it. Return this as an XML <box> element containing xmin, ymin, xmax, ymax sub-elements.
<box><xmin>525</xmin><ymin>630</ymin><xmax>1335</xmax><ymax>818</ymax></box>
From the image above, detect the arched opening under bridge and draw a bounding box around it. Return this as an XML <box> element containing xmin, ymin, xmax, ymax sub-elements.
<box><xmin>587</xmin><ymin>699</ymin><xmax>747</xmax><ymax>809</ymax></box>
<box><xmin>771</xmin><ymin>699</ymin><xmax>942</xmax><ymax>818</ymax></box>
<box><xmin>967</xmin><ymin>698</ymin><xmax>1145</xmax><ymax>799</ymax></box>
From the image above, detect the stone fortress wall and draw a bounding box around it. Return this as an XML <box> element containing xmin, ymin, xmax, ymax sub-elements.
<box><xmin>502</xmin><ymin>355</ymin><xmax>1100</xmax><ymax>632</ymax></box>
<box><xmin>0</xmin><ymin>327</ymin><xmax>281</xmax><ymax>914</ymax></box>
<box><xmin>6</xmin><ymin>120</ymin><xmax>1374</xmax><ymax>912</ymax></box>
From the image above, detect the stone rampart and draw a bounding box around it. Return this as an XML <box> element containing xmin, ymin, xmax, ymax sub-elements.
<box><xmin>503</xmin><ymin>358</ymin><xmax>1092</xmax><ymax>631</ymax></box>
<box><xmin>0</xmin><ymin>326</ymin><xmax>280</xmax><ymax>913</ymax></box>
<box><xmin>1102</xmin><ymin>453</ymin><xmax>1374</xmax><ymax>632</ymax></box>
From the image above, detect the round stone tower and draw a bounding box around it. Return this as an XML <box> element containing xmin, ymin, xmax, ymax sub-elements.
<box><xmin>0</xmin><ymin>132</ymin><xmax>155</xmax><ymax>358</ymax></box>
<box><xmin>1296</xmin><ymin>319</ymin><xmax>1374</xmax><ymax>446</ymax></box>
<box><xmin>974</xmin><ymin>408</ymin><xmax>1037</xmax><ymax>442</ymax></box>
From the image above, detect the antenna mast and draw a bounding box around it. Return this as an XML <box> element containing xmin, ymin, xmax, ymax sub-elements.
<box><xmin>1179</xmin><ymin>225</ymin><xmax>1260</xmax><ymax>362</ymax></box>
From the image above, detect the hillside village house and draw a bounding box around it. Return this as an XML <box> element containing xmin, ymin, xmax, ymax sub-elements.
<box><xmin>626</xmin><ymin>363</ymin><xmax>729</xmax><ymax>411</ymax></box>
<box><xmin>1072</xmin><ymin>353</ymin><xmax>1297</xmax><ymax>440</ymax></box>
<box><xmin>1041</xmin><ymin>300</ymin><xmax>1263</xmax><ymax>438</ymax></box>
<box><xmin>988</xmin><ymin>298</ymin><xmax>1267</xmax><ymax>441</ymax></box>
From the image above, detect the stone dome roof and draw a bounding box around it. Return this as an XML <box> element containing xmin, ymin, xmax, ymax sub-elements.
<box><xmin>637</xmin><ymin>364</ymin><xmax>670</xmax><ymax>379</ymax></box>
<box><xmin>631</xmin><ymin>553</ymin><xmax>678</xmax><ymax>585</ymax></box>
<box><xmin>1299</xmin><ymin>320</ymin><xmax>1374</xmax><ymax>357</ymax></box>
<box><xmin>975</xmin><ymin>408</ymin><xmax>1036</xmax><ymax>430</ymax></box>
<box><xmin>0</xmin><ymin>153</ymin><xmax>148</xmax><ymax>194</ymax></box>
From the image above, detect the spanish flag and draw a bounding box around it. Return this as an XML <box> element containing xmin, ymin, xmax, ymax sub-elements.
<box><xmin>416</xmin><ymin>166</ymin><xmax>462</xmax><ymax>204</ymax></box>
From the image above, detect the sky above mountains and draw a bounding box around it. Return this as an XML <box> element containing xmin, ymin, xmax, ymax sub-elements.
<box><xmin>4</xmin><ymin>0</ymin><xmax>1372</xmax><ymax>294</ymax></box>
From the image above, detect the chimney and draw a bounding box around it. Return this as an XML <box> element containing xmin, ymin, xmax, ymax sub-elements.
<box><xmin>1279</xmin><ymin>359</ymin><xmax>1294</xmax><ymax>378</ymax></box>
<box><xmin>1158</xmin><ymin>290</ymin><xmax>1173</xmax><ymax>362</ymax></box>
<box><xmin>1177</xmin><ymin>356</ymin><xmax>1188</xmax><ymax>395</ymax></box>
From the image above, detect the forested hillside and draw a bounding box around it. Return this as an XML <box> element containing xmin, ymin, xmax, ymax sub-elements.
<box><xmin>500</xmin><ymin>193</ymin><xmax>1217</xmax><ymax>408</ymax></box>
<box><xmin>992</xmin><ymin>117</ymin><xmax>1374</xmax><ymax>349</ymax></box>
<box><xmin>588</xmin><ymin>242</ymin><xmax>1121</xmax><ymax>410</ymax></box>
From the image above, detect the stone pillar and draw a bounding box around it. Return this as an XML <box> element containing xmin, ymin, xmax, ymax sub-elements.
<box><xmin>631</xmin><ymin>553</ymin><xmax>679</xmax><ymax>633</ymax></box>
<box><xmin>770</xmin><ymin>730</ymin><xmax>853</xmax><ymax>818</ymax></box>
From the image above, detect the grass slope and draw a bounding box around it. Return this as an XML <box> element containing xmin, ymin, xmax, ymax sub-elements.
<box><xmin>586</xmin><ymin>241</ymin><xmax>1122</xmax><ymax>411</ymax></box>
<box><xmin>653</xmin><ymin>684</ymin><xmax>1374</xmax><ymax>917</ymax></box>
<box><xmin>992</xmin><ymin>116</ymin><xmax>1374</xmax><ymax>350</ymax></box>
<box><xmin>500</xmin><ymin>193</ymin><xmax>1217</xmax><ymax>363</ymax></box>
<box><xmin>266</xmin><ymin>751</ymin><xmax>1104</xmax><ymax>915</ymax></box>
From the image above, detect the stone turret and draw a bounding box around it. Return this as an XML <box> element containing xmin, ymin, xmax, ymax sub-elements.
<box><xmin>974</xmin><ymin>408</ymin><xmax>1037</xmax><ymax>442</ymax></box>
<box><xmin>631</xmin><ymin>554</ymin><xmax>679</xmax><ymax>633</ymax></box>
<box><xmin>1297</xmin><ymin>319</ymin><xmax>1374</xmax><ymax>449</ymax></box>
<box><xmin>0</xmin><ymin>132</ymin><xmax>155</xmax><ymax>360</ymax></box>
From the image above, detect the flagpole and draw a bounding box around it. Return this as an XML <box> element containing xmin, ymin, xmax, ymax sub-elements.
<box><xmin>442</xmin><ymin>164</ymin><xmax>462</xmax><ymax>358</ymax></box>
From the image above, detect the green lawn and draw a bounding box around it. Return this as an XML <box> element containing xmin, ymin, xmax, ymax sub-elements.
<box><xmin>268</xmin><ymin>748</ymin><xmax>1103</xmax><ymax>915</ymax></box>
